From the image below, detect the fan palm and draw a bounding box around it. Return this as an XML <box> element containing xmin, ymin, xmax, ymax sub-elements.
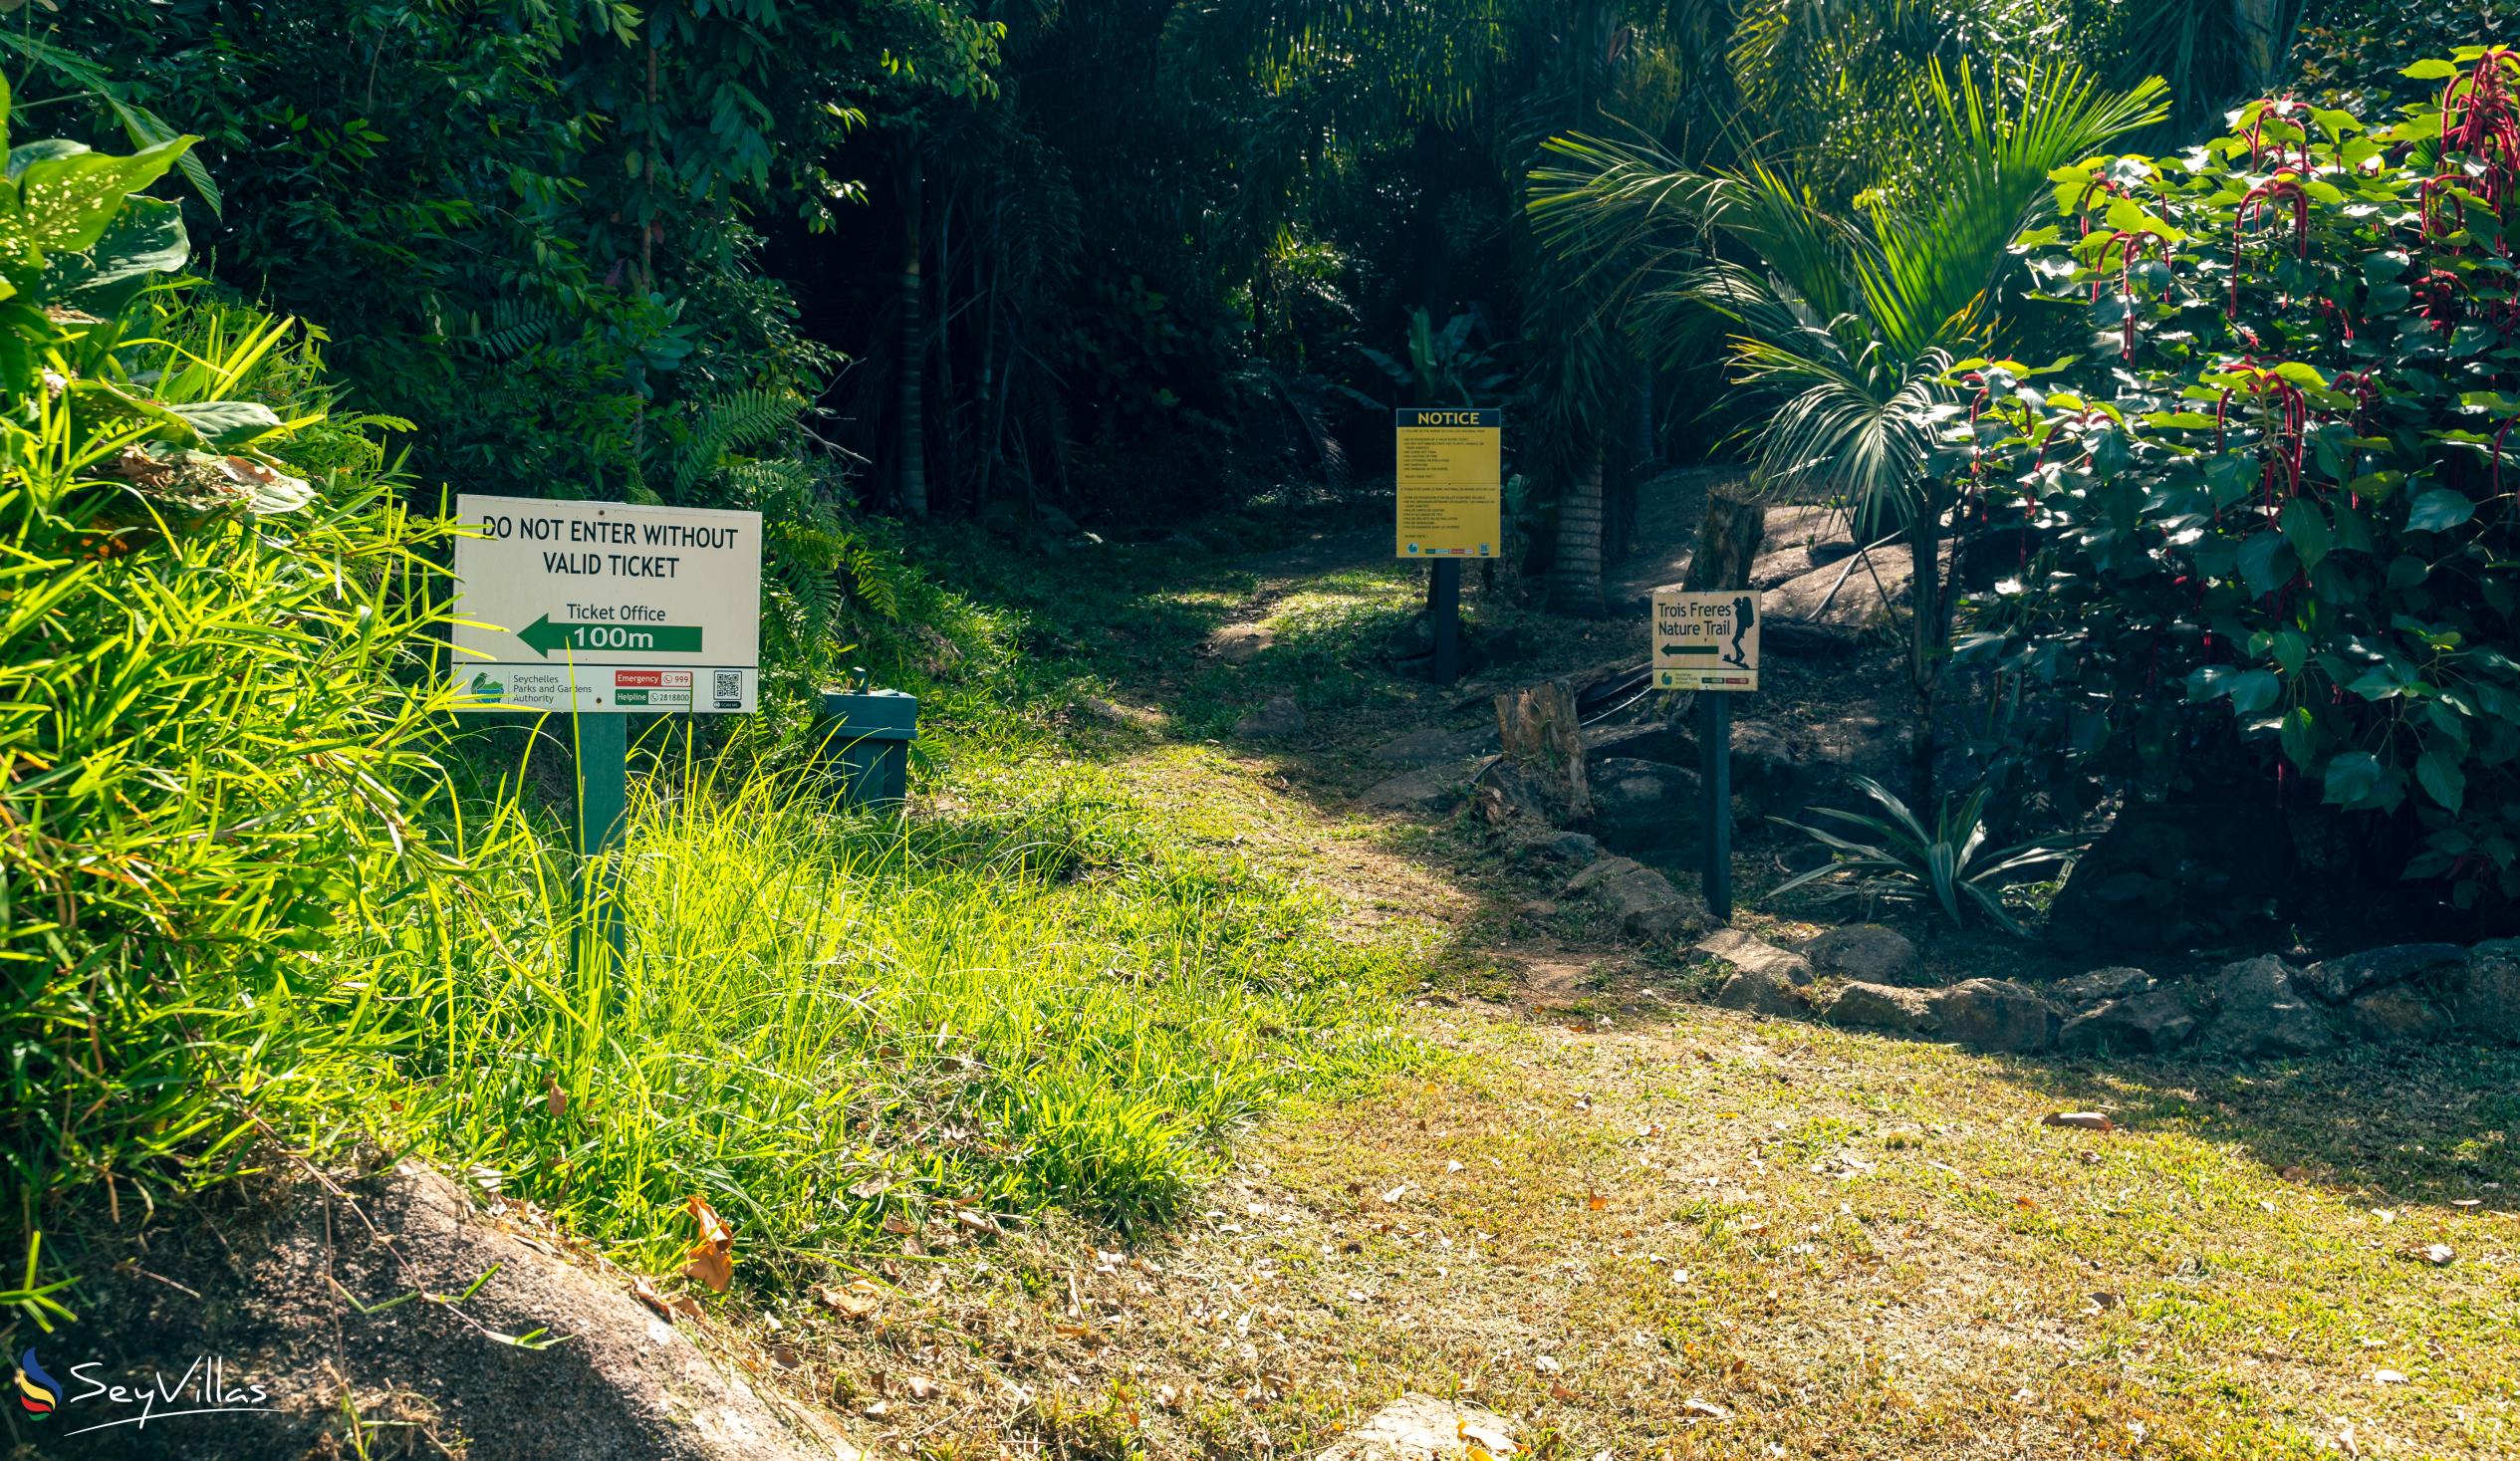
<box><xmin>1528</xmin><ymin>60</ymin><xmax>2167</xmax><ymax>798</ymax></box>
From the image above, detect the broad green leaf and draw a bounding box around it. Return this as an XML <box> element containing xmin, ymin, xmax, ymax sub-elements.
<box><xmin>40</xmin><ymin>194</ymin><xmax>186</xmax><ymax>303</ymax></box>
<box><xmin>2281</xmin><ymin>496</ymin><xmax>2330</xmax><ymax>569</ymax></box>
<box><xmin>2271</xmin><ymin>628</ymin><xmax>2308</xmax><ymax>676</ymax></box>
<box><xmin>0</xmin><ymin>134</ymin><xmax>196</xmax><ymax>270</ymax></box>
<box><xmin>2322</xmin><ymin>750</ymin><xmax>2389</xmax><ymax>806</ymax></box>
<box><xmin>2402</xmin><ymin>59</ymin><xmax>2460</xmax><ymax>80</ymax></box>
<box><xmin>2405</xmin><ymin>488</ymin><xmax>2476</xmax><ymax>533</ymax></box>
<box><xmin>2229</xmin><ymin>668</ymin><xmax>2281</xmax><ymax>715</ymax></box>
<box><xmin>2416</xmin><ymin>748</ymin><xmax>2465</xmax><ymax>813</ymax></box>
<box><xmin>2237</xmin><ymin>531</ymin><xmax>2291</xmax><ymax>595</ymax></box>
<box><xmin>163</xmin><ymin>399</ymin><xmax>283</xmax><ymax>448</ymax></box>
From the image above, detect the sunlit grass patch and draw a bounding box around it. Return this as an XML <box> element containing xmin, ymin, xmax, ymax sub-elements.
<box><xmin>350</xmin><ymin>750</ymin><xmax>1421</xmax><ymax>1286</ymax></box>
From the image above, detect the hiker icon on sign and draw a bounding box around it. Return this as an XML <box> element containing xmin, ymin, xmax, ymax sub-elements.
<box><xmin>1723</xmin><ymin>596</ymin><xmax>1755</xmax><ymax>668</ymax></box>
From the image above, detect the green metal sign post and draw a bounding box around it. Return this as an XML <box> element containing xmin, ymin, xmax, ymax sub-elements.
<box><xmin>1651</xmin><ymin>589</ymin><xmax>1762</xmax><ymax>925</ymax></box>
<box><xmin>575</xmin><ymin>710</ymin><xmax>630</xmax><ymax>974</ymax></box>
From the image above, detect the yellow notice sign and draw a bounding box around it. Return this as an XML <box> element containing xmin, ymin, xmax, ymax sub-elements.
<box><xmin>1395</xmin><ymin>406</ymin><xmax>1501</xmax><ymax>559</ymax></box>
<box><xmin>1651</xmin><ymin>590</ymin><xmax>1761</xmax><ymax>691</ymax></box>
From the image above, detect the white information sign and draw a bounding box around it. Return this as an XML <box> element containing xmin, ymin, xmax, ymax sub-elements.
<box><xmin>448</xmin><ymin>494</ymin><xmax>762</xmax><ymax>713</ymax></box>
<box><xmin>1650</xmin><ymin>590</ymin><xmax>1760</xmax><ymax>691</ymax></box>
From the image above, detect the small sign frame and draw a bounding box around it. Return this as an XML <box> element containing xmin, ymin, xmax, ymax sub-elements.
<box><xmin>1651</xmin><ymin>589</ymin><xmax>1760</xmax><ymax>692</ymax></box>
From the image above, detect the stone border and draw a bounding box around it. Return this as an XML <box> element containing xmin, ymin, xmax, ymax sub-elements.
<box><xmin>1693</xmin><ymin>932</ymin><xmax>2520</xmax><ymax>1058</ymax></box>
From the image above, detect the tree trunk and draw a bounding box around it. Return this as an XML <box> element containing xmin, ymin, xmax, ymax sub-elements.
<box><xmin>931</xmin><ymin>193</ymin><xmax>959</xmax><ymax>517</ymax></box>
<box><xmin>1908</xmin><ymin>499</ymin><xmax>1945</xmax><ymax>807</ymax></box>
<box><xmin>1682</xmin><ymin>491</ymin><xmax>1765</xmax><ymax>594</ymax></box>
<box><xmin>897</xmin><ymin>148</ymin><xmax>928</xmax><ymax>518</ymax></box>
<box><xmin>2231</xmin><ymin>0</ymin><xmax>2292</xmax><ymax>94</ymax></box>
<box><xmin>1550</xmin><ymin>446</ymin><xmax>1608</xmax><ymax>617</ymax></box>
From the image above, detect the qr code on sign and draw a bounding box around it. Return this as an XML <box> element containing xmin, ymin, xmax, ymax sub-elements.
<box><xmin>713</xmin><ymin>670</ymin><xmax>741</xmax><ymax>707</ymax></box>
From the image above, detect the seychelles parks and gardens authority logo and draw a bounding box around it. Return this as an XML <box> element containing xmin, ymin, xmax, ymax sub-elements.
<box><xmin>12</xmin><ymin>1345</ymin><xmax>276</xmax><ymax>1437</ymax></box>
<box><xmin>16</xmin><ymin>1348</ymin><xmax>60</xmax><ymax>1416</ymax></box>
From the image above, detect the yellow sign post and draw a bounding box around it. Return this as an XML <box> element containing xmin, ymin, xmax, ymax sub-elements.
<box><xmin>1394</xmin><ymin>407</ymin><xmax>1500</xmax><ymax>685</ymax></box>
<box><xmin>1394</xmin><ymin>406</ymin><xmax>1502</xmax><ymax>560</ymax></box>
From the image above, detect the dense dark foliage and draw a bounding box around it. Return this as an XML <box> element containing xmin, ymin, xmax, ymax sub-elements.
<box><xmin>1963</xmin><ymin>49</ymin><xmax>2520</xmax><ymax>906</ymax></box>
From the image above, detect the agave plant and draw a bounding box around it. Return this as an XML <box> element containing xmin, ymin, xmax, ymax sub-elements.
<box><xmin>1767</xmin><ymin>776</ymin><xmax>2087</xmax><ymax>935</ymax></box>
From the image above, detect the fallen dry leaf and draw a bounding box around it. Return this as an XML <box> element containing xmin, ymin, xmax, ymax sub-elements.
<box><xmin>1587</xmin><ymin>1192</ymin><xmax>1608</xmax><ymax>1211</ymax></box>
<box><xmin>1681</xmin><ymin>1397</ymin><xmax>1730</xmax><ymax>1420</ymax></box>
<box><xmin>2042</xmin><ymin>1110</ymin><xmax>2115</xmax><ymax>1132</ymax></box>
<box><xmin>684</xmin><ymin>1194</ymin><xmax>735</xmax><ymax>1293</ymax></box>
<box><xmin>2374</xmin><ymin>1368</ymin><xmax>2409</xmax><ymax>1385</ymax></box>
<box><xmin>631</xmin><ymin>1275</ymin><xmax>702</xmax><ymax>1321</ymax></box>
<box><xmin>905</xmin><ymin>1374</ymin><xmax>936</xmax><ymax>1399</ymax></box>
<box><xmin>815</xmin><ymin>1282</ymin><xmax>882</xmax><ymax>1320</ymax></box>
<box><xmin>2411</xmin><ymin>1242</ymin><xmax>2455</xmax><ymax>1266</ymax></box>
<box><xmin>544</xmin><ymin>1076</ymin><xmax>567</xmax><ymax>1118</ymax></box>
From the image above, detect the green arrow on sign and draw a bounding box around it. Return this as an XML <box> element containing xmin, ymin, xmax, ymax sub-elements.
<box><xmin>519</xmin><ymin>614</ymin><xmax>704</xmax><ymax>657</ymax></box>
<box><xmin>1658</xmin><ymin>642</ymin><xmax>1716</xmax><ymax>656</ymax></box>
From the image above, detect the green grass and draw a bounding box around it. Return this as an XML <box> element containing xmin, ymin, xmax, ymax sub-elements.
<box><xmin>330</xmin><ymin>725</ymin><xmax>1421</xmax><ymax>1287</ymax></box>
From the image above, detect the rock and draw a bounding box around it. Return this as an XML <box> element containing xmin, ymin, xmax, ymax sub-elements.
<box><xmin>2054</xmin><ymin>966</ymin><xmax>2155</xmax><ymax>1006</ymax></box>
<box><xmin>2301</xmin><ymin>944</ymin><xmax>2466</xmax><ymax>1005</ymax></box>
<box><xmin>1361</xmin><ymin>765</ymin><xmax>1464</xmax><ymax>816</ymax></box>
<box><xmin>1926</xmin><ymin>978</ymin><xmax>2061</xmax><ymax>1053</ymax></box>
<box><xmin>1372</xmin><ymin>725</ymin><xmax>1494</xmax><ymax>766</ymax></box>
<box><xmin>1764</xmin><ymin>546</ymin><xmax>1916</xmax><ymax>640</ymax></box>
<box><xmin>2349</xmin><ymin>983</ymin><xmax>2454</xmax><ymax>1043</ymax></box>
<box><xmin>1205</xmin><ymin>621</ymin><xmax>1275</xmax><ymax>664</ymax></box>
<box><xmin>1584</xmin><ymin>718</ymin><xmax>1693</xmax><ymax>764</ymax></box>
<box><xmin>1232</xmin><ymin>693</ymin><xmax>1306</xmax><ymax>739</ymax></box>
<box><xmin>1504</xmin><ymin>825</ymin><xmax>1600</xmax><ymax>863</ymax></box>
<box><xmin>2057</xmin><ymin>987</ymin><xmax>2201</xmax><ymax>1055</ymax></box>
<box><xmin>1384</xmin><ymin>612</ymin><xmax>1438</xmax><ymax>662</ymax></box>
<box><xmin>1711</xmin><ymin>967</ymin><xmax>1810</xmax><ymax>1018</ymax></box>
<box><xmin>1801</xmin><ymin>924</ymin><xmax>1919</xmax><ymax>984</ymax></box>
<box><xmin>2446</xmin><ymin>940</ymin><xmax>2520</xmax><ymax>1043</ymax></box>
<box><xmin>1566</xmin><ymin>855</ymin><xmax>1701</xmax><ymax>940</ymax></box>
<box><xmin>1472</xmin><ymin>759</ymin><xmax>1553</xmax><ymax>828</ymax></box>
<box><xmin>2202</xmin><ymin>956</ymin><xmax>2338</xmax><ymax>1059</ymax></box>
<box><xmin>1819</xmin><ymin>981</ymin><xmax>1937</xmax><ymax>1034</ymax></box>
<box><xmin>1318</xmin><ymin>1391</ymin><xmax>1519</xmax><ymax>1461</ymax></box>
<box><xmin>48</xmin><ymin>1161</ymin><xmax>852</xmax><ymax>1461</ymax></box>
<box><xmin>1589</xmin><ymin>756</ymin><xmax>1702</xmax><ymax>857</ymax></box>
<box><xmin>1693</xmin><ymin>927</ymin><xmax>1814</xmax><ymax>986</ymax></box>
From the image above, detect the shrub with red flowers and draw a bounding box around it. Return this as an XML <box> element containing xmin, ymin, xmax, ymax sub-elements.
<box><xmin>1959</xmin><ymin>48</ymin><xmax>2520</xmax><ymax>906</ymax></box>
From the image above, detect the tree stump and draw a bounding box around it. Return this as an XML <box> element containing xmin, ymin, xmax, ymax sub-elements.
<box><xmin>1492</xmin><ymin>679</ymin><xmax>1589</xmax><ymax>821</ymax></box>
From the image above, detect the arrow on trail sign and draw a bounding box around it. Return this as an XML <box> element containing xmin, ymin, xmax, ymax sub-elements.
<box><xmin>519</xmin><ymin>614</ymin><xmax>705</xmax><ymax>657</ymax></box>
<box><xmin>1658</xmin><ymin>642</ymin><xmax>1716</xmax><ymax>656</ymax></box>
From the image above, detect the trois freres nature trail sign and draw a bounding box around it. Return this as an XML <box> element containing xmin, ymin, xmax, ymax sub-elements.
<box><xmin>447</xmin><ymin>494</ymin><xmax>764</xmax><ymax>966</ymax></box>
<box><xmin>1393</xmin><ymin>406</ymin><xmax>1501</xmax><ymax>685</ymax></box>
<box><xmin>1651</xmin><ymin>589</ymin><xmax>1762</xmax><ymax>922</ymax></box>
